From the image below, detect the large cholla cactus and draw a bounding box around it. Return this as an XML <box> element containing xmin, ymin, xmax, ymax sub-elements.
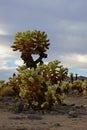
<box><xmin>9</xmin><ymin>60</ymin><xmax>67</xmax><ymax>109</ymax></box>
<box><xmin>11</xmin><ymin>30</ymin><xmax>50</xmax><ymax>68</ymax></box>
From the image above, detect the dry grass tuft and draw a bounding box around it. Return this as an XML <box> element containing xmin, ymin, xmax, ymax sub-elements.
<box><xmin>0</xmin><ymin>85</ymin><xmax>16</xmax><ymax>97</ymax></box>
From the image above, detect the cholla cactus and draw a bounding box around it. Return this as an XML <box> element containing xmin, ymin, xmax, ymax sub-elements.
<box><xmin>9</xmin><ymin>60</ymin><xmax>67</xmax><ymax>109</ymax></box>
<box><xmin>37</xmin><ymin>60</ymin><xmax>61</xmax><ymax>85</ymax></box>
<box><xmin>9</xmin><ymin>30</ymin><xmax>69</xmax><ymax>110</ymax></box>
<box><xmin>11</xmin><ymin>30</ymin><xmax>50</xmax><ymax>68</ymax></box>
<box><xmin>60</xmin><ymin>81</ymin><xmax>70</xmax><ymax>94</ymax></box>
<box><xmin>82</xmin><ymin>80</ymin><xmax>87</xmax><ymax>94</ymax></box>
<box><xmin>44</xmin><ymin>84</ymin><xmax>65</xmax><ymax>107</ymax></box>
<box><xmin>71</xmin><ymin>80</ymin><xmax>82</xmax><ymax>93</ymax></box>
<box><xmin>58</xmin><ymin>66</ymin><xmax>68</xmax><ymax>83</ymax></box>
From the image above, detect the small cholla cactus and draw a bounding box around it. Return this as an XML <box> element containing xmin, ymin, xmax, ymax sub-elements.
<box><xmin>82</xmin><ymin>80</ymin><xmax>87</xmax><ymax>94</ymax></box>
<box><xmin>71</xmin><ymin>80</ymin><xmax>82</xmax><ymax>93</ymax></box>
<box><xmin>60</xmin><ymin>81</ymin><xmax>70</xmax><ymax>94</ymax></box>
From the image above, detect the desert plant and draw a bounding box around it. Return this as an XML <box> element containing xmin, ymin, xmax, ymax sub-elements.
<box><xmin>9</xmin><ymin>30</ymin><xmax>69</xmax><ymax>110</ymax></box>
<box><xmin>0</xmin><ymin>85</ymin><xmax>16</xmax><ymax>97</ymax></box>
<box><xmin>11</xmin><ymin>30</ymin><xmax>50</xmax><ymax>68</ymax></box>
<box><xmin>70</xmin><ymin>73</ymin><xmax>74</xmax><ymax>83</ymax></box>
<box><xmin>75</xmin><ymin>73</ymin><xmax>78</xmax><ymax>80</ymax></box>
<box><xmin>9</xmin><ymin>60</ymin><xmax>66</xmax><ymax>109</ymax></box>
<box><xmin>71</xmin><ymin>80</ymin><xmax>82</xmax><ymax>93</ymax></box>
<box><xmin>60</xmin><ymin>81</ymin><xmax>70</xmax><ymax>94</ymax></box>
<box><xmin>82</xmin><ymin>80</ymin><xmax>87</xmax><ymax>94</ymax></box>
<box><xmin>58</xmin><ymin>66</ymin><xmax>68</xmax><ymax>83</ymax></box>
<box><xmin>41</xmin><ymin>84</ymin><xmax>65</xmax><ymax>109</ymax></box>
<box><xmin>0</xmin><ymin>80</ymin><xmax>5</xmax><ymax>88</ymax></box>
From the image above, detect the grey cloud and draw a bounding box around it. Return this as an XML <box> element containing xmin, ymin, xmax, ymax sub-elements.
<box><xmin>60</xmin><ymin>53</ymin><xmax>87</xmax><ymax>70</ymax></box>
<box><xmin>48</xmin><ymin>20</ymin><xmax>87</xmax><ymax>55</ymax></box>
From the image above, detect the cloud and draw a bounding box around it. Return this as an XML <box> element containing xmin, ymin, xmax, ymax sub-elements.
<box><xmin>15</xmin><ymin>59</ymin><xmax>24</xmax><ymax>66</ymax></box>
<box><xmin>0</xmin><ymin>44</ymin><xmax>21</xmax><ymax>71</ymax></box>
<box><xmin>0</xmin><ymin>45</ymin><xmax>12</xmax><ymax>69</ymax></box>
<box><xmin>77</xmin><ymin>55</ymin><xmax>87</xmax><ymax>63</ymax></box>
<box><xmin>0</xmin><ymin>29</ymin><xmax>9</xmax><ymax>36</ymax></box>
<box><xmin>0</xmin><ymin>45</ymin><xmax>13</xmax><ymax>57</ymax></box>
<box><xmin>60</xmin><ymin>53</ymin><xmax>87</xmax><ymax>69</ymax></box>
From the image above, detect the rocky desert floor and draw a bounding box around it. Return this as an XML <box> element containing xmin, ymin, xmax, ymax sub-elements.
<box><xmin>0</xmin><ymin>92</ymin><xmax>87</xmax><ymax>130</ymax></box>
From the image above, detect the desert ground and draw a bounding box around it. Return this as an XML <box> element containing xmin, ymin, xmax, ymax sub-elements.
<box><xmin>0</xmin><ymin>92</ymin><xmax>87</xmax><ymax>130</ymax></box>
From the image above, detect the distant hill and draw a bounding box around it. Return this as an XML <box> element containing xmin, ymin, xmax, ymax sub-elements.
<box><xmin>77</xmin><ymin>76</ymin><xmax>87</xmax><ymax>81</ymax></box>
<box><xmin>65</xmin><ymin>76</ymin><xmax>87</xmax><ymax>82</ymax></box>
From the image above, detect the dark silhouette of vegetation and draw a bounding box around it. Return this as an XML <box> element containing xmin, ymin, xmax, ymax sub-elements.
<box><xmin>70</xmin><ymin>73</ymin><xmax>74</xmax><ymax>83</ymax></box>
<box><xmin>75</xmin><ymin>73</ymin><xmax>78</xmax><ymax>80</ymax></box>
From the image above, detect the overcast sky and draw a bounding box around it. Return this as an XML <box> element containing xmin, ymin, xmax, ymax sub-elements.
<box><xmin>0</xmin><ymin>0</ymin><xmax>87</xmax><ymax>81</ymax></box>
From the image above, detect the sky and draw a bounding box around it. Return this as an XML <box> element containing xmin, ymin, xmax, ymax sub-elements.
<box><xmin>0</xmin><ymin>0</ymin><xmax>87</xmax><ymax>81</ymax></box>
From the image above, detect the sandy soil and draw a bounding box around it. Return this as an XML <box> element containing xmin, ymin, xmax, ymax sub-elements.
<box><xmin>0</xmin><ymin>93</ymin><xmax>87</xmax><ymax>130</ymax></box>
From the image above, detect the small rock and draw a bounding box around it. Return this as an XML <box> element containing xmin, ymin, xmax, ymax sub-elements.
<box><xmin>27</xmin><ymin>114</ymin><xmax>43</xmax><ymax>120</ymax></box>
<box><xmin>50</xmin><ymin>111</ymin><xmax>58</xmax><ymax>115</ymax></box>
<box><xmin>75</xmin><ymin>105</ymin><xmax>83</xmax><ymax>109</ymax></box>
<box><xmin>68</xmin><ymin>111</ymin><xmax>78</xmax><ymax>118</ymax></box>
<box><xmin>53</xmin><ymin>122</ymin><xmax>61</xmax><ymax>127</ymax></box>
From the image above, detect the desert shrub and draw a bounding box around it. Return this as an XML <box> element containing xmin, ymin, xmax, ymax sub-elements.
<box><xmin>60</xmin><ymin>81</ymin><xmax>70</xmax><ymax>94</ymax></box>
<box><xmin>9</xmin><ymin>30</ymin><xmax>69</xmax><ymax>110</ymax></box>
<box><xmin>82</xmin><ymin>80</ymin><xmax>87</xmax><ymax>94</ymax></box>
<box><xmin>0</xmin><ymin>80</ymin><xmax>5</xmax><ymax>88</ymax></box>
<box><xmin>41</xmin><ymin>84</ymin><xmax>65</xmax><ymax>109</ymax></box>
<box><xmin>70</xmin><ymin>80</ymin><xmax>82</xmax><ymax>93</ymax></box>
<box><xmin>0</xmin><ymin>85</ymin><xmax>16</xmax><ymax>97</ymax></box>
<box><xmin>9</xmin><ymin>60</ymin><xmax>66</xmax><ymax>110</ymax></box>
